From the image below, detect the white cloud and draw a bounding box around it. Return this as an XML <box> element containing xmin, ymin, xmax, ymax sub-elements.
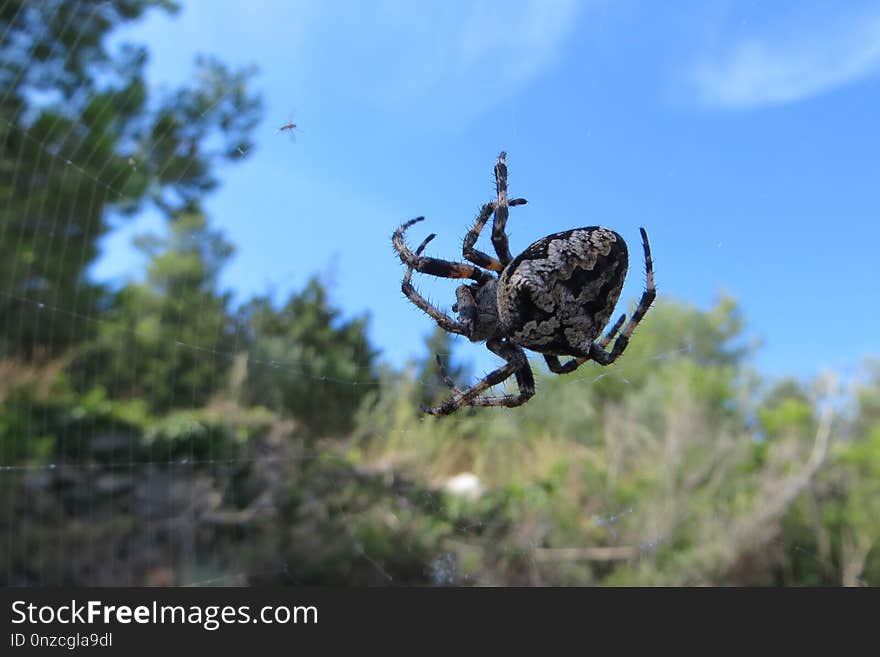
<box><xmin>691</xmin><ymin>8</ymin><xmax>880</xmax><ymax>108</ymax></box>
<box><xmin>312</xmin><ymin>0</ymin><xmax>581</xmax><ymax>123</ymax></box>
<box><xmin>158</xmin><ymin>0</ymin><xmax>582</xmax><ymax>131</ymax></box>
<box><xmin>456</xmin><ymin>0</ymin><xmax>579</xmax><ymax>90</ymax></box>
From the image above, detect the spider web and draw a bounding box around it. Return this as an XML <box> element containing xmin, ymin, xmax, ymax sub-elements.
<box><xmin>0</xmin><ymin>0</ymin><xmax>860</xmax><ymax>588</ymax></box>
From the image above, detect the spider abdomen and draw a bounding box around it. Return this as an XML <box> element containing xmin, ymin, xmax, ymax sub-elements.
<box><xmin>496</xmin><ymin>227</ymin><xmax>628</xmax><ymax>356</ymax></box>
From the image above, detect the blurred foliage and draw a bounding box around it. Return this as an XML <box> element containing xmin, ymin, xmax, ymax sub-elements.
<box><xmin>0</xmin><ymin>0</ymin><xmax>259</xmax><ymax>359</ymax></box>
<box><xmin>1</xmin><ymin>1</ymin><xmax>879</xmax><ymax>587</ymax></box>
<box><xmin>4</xmin><ymin>286</ymin><xmax>880</xmax><ymax>586</ymax></box>
<box><xmin>69</xmin><ymin>209</ymin><xmax>237</xmax><ymax>412</ymax></box>
<box><xmin>238</xmin><ymin>276</ymin><xmax>378</xmax><ymax>436</ymax></box>
<box><xmin>414</xmin><ymin>326</ymin><xmax>471</xmax><ymax>409</ymax></box>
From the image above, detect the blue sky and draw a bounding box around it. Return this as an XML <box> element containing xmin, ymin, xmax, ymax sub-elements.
<box><xmin>94</xmin><ymin>0</ymin><xmax>880</xmax><ymax>381</ymax></box>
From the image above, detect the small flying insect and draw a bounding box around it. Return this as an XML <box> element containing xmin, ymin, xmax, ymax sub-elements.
<box><xmin>276</xmin><ymin>119</ymin><xmax>300</xmax><ymax>142</ymax></box>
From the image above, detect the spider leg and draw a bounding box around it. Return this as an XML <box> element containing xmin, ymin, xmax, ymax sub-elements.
<box><xmin>434</xmin><ymin>354</ymin><xmax>463</xmax><ymax>393</ymax></box>
<box><xmin>490</xmin><ymin>151</ymin><xmax>527</xmax><ymax>267</ymax></box>
<box><xmin>475</xmin><ymin>339</ymin><xmax>536</xmax><ymax>408</ymax></box>
<box><xmin>587</xmin><ymin>228</ymin><xmax>656</xmax><ymax>366</ymax></box>
<box><xmin>543</xmin><ymin>313</ymin><xmax>626</xmax><ymax>374</ymax></box>
<box><xmin>393</xmin><ymin>217</ymin><xmax>492</xmax><ymax>283</ymax></box>
<box><xmin>401</xmin><ymin>230</ymin><xmax>470</xmax><ymax>337</ymax></box>
<box><xmin>544</xmin><ymin>354</ymin><xmax>586</xmax><ymax>374</ymax></box>
<box><xmin>462</xmin><ymin>203</ymin><xmax>504</xmax><ymax>272</ymax></box>
<box><xmin>422</xmin><ymin>338</ymin><xmax>535</xmax><ymax>416</ymax></box>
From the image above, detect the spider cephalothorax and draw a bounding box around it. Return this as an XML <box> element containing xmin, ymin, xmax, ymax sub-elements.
<box><xmin>392</xmin><ymin>152</ymin><xmax>656</xmax><ymax>416</ymax></box>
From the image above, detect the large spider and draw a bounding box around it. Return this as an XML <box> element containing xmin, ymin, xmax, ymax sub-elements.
<box><xmin>392</xmin><ymin>152</ymin><xmax>656</xmax><ymax>416</ymax></box>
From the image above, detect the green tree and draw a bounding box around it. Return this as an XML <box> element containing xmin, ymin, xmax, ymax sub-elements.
<box><xmin>71</xmin><ymin>209</ymin><xmax>236</xmax><ymax>412</ymax></box>
<box><xmin>0</xmin><ymin>0</ymin><xmax>259</xmax><ymax>360</ymax></box>
<box><xmin>240</xmin><ymin>277</ymin><xmax>379</xmax><ymax>435</ymax></box>
<box><xmin>758</xmin><ymin>379</ymin><xmax>817</xmax><ymax>442</ymax></box>
<box><xmin>820</xmin><ymin>362</ymin><xmax>880</xmax><ymax>585</ymax></box>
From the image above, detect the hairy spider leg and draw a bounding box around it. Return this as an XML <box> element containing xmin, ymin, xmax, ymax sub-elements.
<box><xmin>588</xmin><ymin>227</ymin><xmax>656</xmax><ymax>366</ymax></box>
<box><xmin>435</xmin><ymin>354</ymin><xmax>463</xmax><ymax>393</ymax></box>
<box><xmin>399</xmin><ymin>229</ymin><xmax>469</xmax><ymax>336</ymax></box>
<box><xmin>423</xmin><ymin>337</ymin><xmax>535</xmax><ymax>416</ymax></box>
<box><xmin>394</xmin><ymin>217</ymin><xmax>495</xmax><ymax>337</ymax></box>
<box><xmin>462</xmin><ymin>203</ymin><xmax>504</xmax><ymax>272</ymax></box>
<box><xmin>394</xmin><ymin>217</ymin><xmax>491</xmax><ymax>283</ymax></box>
<box><xmin>472</xmin><ymin>339</ymin><xmax>535</xmax><ymax>408</ymax></box>
<box><xmin>489</xmin><ymin>151</ymin><xmax>528</xmax><ymax>267</ymax></box>
<box><xmin>492</xmin><ymin>152</ymin><xmax>513</xmax><ymax>266</ymax></box>
<box><xmin>543</xmin><ymin>312</ymin><xmax>627</xmax><ymax>374</ymax></box>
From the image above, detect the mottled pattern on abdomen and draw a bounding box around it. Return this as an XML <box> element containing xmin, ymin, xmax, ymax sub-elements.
<box><xmin>496</xmin><ymin>227</ymin><xmax>628</xmax><ymax>356</ymax></box>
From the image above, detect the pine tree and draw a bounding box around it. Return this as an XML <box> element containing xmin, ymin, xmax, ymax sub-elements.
<box><xmin>240</xmin><ymin>277</ymin><xmax>379</xmax><ymax>435</ymax></box>
<box><xmin>0</xmin><ymin>1</ymin><xmax>260</xmax><ymax>360</ymax></box>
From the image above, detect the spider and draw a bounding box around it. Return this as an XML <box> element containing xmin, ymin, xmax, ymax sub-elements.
<box><xmin>391</xmin><ymin>151</ymin><xmax>656</xmax><ymax>416</ymax></box>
